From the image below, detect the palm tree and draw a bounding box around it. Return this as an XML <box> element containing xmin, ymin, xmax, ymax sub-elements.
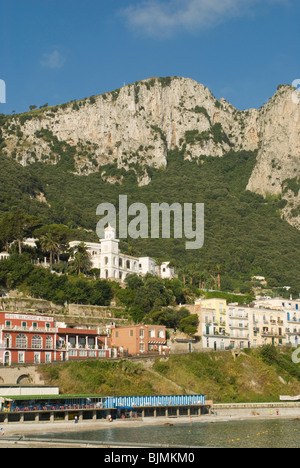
<box><xmin>204</xmin><ymin>264</ymin><xmax>218</xmax><ymax>290</ymax></box>
<box><xmin>214</xmin><ymin>264</ymin><xmax>226</xmax><ymax>290</ymax></box>
<box><xmin>196</xmin><ymin>270</ymin><xmax>206</xmax><ymax>290</ymax></box>
<box><xmin>69</xmin><ymin>243</ymin><xmax>91</xmax><ymax>275</ymax></box>
<box><xmin>204</xmin><ymin>264</ymin><xmax>226</xmax><ymax>290</ymax></box>
<box><xmin>40</xmin><ymin>233</ymin><xmax>60</xmax><ymax>270</ymax></box>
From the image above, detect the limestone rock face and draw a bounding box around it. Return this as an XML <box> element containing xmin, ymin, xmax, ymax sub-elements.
<box><xmin>247</xmin><ymin>86</ymin><xmax>300</xmax><ymax>197</ymax></box>
<box><xmin>2</xmin><ymin>77</ymin><xmax>300</xmax><ymax>226</ymax></box>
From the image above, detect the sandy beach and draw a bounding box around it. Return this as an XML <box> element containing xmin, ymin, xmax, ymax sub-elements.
<box><xmin>1</xmin><ymin>406</ymin><xmax>300</xmax><ymax>448</ymax></box>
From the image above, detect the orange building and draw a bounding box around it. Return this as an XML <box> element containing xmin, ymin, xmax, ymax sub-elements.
<box><xmin>111</xmin><ymin>324</ymin><xmax>169</xmax><ymax>356</ymax></box>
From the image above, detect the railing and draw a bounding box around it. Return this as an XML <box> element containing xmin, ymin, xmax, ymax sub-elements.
<box><xmin>228</xmin><ymin>314</ymin><xmax>249</xmax><ymax>320</ymax></box>
<box><xmin>261</xmin><ymin>331</ymin><xmax>285</xmax><ymax>337</ymax></box>
<box><xmin>9</xmin><ymin>403</ymin><xmax>104</xmax><ymax>413</ymax></box>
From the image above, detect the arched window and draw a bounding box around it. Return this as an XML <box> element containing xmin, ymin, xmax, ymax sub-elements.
<box><xmin>104</xmin><ymin>257</ymin><xmax>109</xmax><ymax>265</ymax></box>
<box><xmin>46</xmin><ymin>336</ymin><xmax>53</xmax><ymax>349</ymax></box>
<box><xmin>119</xmin><ymin>258</ymin><xmax>123</xmax><ymax>268</ymax></box>
<box><xmin>32</xmin><ymin>335</ymin><xmax>43</xmax><ymax>349</ymax></box>
<box><xmin>126</xmin><ymin>260</ymin><xmax>131</xmax><ymax>269</ymax></box>
<box><xmin>16</xmin><ymin>334</ymin><xmax>27</xmax><ymax>349</ymax></box>
<box><xmin>4</xmin><ymin>334</ymin><xmax>12</xmax><ymax>348</ymax></box>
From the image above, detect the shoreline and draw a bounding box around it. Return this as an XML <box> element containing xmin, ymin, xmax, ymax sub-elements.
<box><xmin>2</xmin><ymin>409</ymin><xmax>300</xmax><ymax>438</ymax></box>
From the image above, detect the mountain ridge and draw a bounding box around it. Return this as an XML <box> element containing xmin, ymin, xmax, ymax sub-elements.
<box><xmin>0</xmin><ymin>76</ymin><xmax>299</xmax><ymax>228</ymax></box>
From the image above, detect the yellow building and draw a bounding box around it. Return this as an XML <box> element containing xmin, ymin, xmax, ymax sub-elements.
<box><xmin>195</xmin><ymin>298</ymin><xmax>228</xmax><ymax>351</ymax></box>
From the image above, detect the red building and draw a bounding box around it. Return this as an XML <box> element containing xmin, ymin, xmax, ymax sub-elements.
<box><xmin>56</xmin><ymin>327</ymin><xmax>111</xmax><ymax>361</ymax></box>
<box><xmin>0</xmin><ymin>312</ymin><xmax>111</xmax><ymax>366</ymax></box>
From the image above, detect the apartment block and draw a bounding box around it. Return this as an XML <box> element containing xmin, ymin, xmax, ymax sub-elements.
<box><xmin>111</xmin><ymin>324</ymin><xmax>169</xmax><ymax>356</ymax></box>
<box><xmin>195</xmin><ymin>298</ymin><xmax>297</xmax><ymax>351</ymax></box>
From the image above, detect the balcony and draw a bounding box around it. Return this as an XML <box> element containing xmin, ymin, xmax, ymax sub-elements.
<box><xmin>228</xmin><ymin>314</ymin><xmax>249</xmax><ymax>320</ymax></box>
<box><xmin>229</xmin><ymin>334</ymin><xmax>250</xmax><ymax>340</ymax></box>
<box><xmin>229</xmin><ymin>323</ymin><xmax>249</xmax><ymax>330</ymax></box>
<box><xmin>261</xmin><ymin>331</ymin><xmax>285</xmax><ymax>338</ymax></box>
<box><xmin>270</xmin><ymin>320</ymin><xmax>284</xmax><ymax>325</ymax></box>
<box><xmin>286</xmin><ymin>328</ymin><xmax>300</xmax><ymax>335</ymax></box>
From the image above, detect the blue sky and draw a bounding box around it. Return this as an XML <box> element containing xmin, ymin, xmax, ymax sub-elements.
<box><xmin>0</xmin><ymin>0</ymin><xmax>299</xmax><ymax>114</ymax></box>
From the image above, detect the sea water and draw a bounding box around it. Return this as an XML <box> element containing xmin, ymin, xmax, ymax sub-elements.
<box><xmin>29</xmin><ymin>419</ymin><xmax>300</xmax><ymax>448</ymax></box>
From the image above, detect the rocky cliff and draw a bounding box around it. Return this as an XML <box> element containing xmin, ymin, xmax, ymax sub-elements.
<box><xmin>1</xmin><ymin>77</ymin><xmax>300</xmax><ymax>225</ymax></box>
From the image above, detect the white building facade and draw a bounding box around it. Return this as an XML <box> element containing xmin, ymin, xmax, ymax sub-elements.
<box><xmin>70</xmin><ymin>225</ymin><xmax>175</xmax><ymax>284</ymax></box>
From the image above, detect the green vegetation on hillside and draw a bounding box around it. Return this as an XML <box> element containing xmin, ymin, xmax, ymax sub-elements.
<box><xmin>40</xmin><ymin>347</ymin><xmax>300</xmax><ymax>403</ymax></box>
<box><xmin>40</xmin><ymin>360</ymin><xmax>179</xmax><ymax>397</ymax></box>
<box><xmin>0</xmin><ymin>136</ymin><xmax>299</xmax><ymax>294</ymax></box>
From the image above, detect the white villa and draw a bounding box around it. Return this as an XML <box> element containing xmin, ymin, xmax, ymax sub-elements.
<box><xmin>69</xmin><ymin>225</ymin><xmax>175</xmax><ymax>284</ymax></box>
<box><xmin>0</xmin><ymin>252</ymin><xmax>10</xmax><ymax>261</ymax></box>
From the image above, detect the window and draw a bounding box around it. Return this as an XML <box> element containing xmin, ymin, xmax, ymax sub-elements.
<box><xmin>130</xmin><ymin>330</ymin><xmax>133</xmax><ymax>337</ymax></box>
<box><xmin>45</xmin><ymin>352</ymin><xmax>52</xmax><ymax>363</ymax></box>
<box><xmin>32</xmin><ymin>335</ymin><xmax>43</xmax><ymax>349</ymax></box>
<box><xmin>149</xmin><ymin>329</ymin><xmax>155</xmax><ymax>338</ymax></box>
<box><xmin>46</xmin><ymin>336</ymin><xmax>53</xmax><ymax>349</ymax></box>
<box><xmin>158</xmin><ymin>329</ymin><xmax>165</xmax><ymax>339</ymax></box>
<box><xmin>22</xmin><ymin>322</ymin><xmax>27</xmax><ymax>329</ymax></box>
<box><xmin>5</xmin><ymin>321</ymin><xmax>11</xmax><ymax>329</ymax></box>
<box><xmin>16</xmin><ymin>334</ymin><xmax>27</xmax><ymax>349</ymax></box>
<box><xmin>140</xmin><ymin>329</ymin><xmax>144</xmax><ymax>339</ymax></box>
<box><xmin>126</xmin><ymin>260</ymin><xmax>131</xmax><ymax>269</ymax></box>
<box><xmin>32</xmin><ymin>322</ymin><xmax>38</xmax><ymax>330</ymax></box>
<box><xmin>4</xmin><ymin>334</ymin><xmax>12</xmax><ymax>348</ymax></box>
<box><xmin>34</xmin><ymin>352</ymin><xmax>41</xmax><ymax>364</ymax></box>
<box><xmin>139</xmin><ymin>343</ymin><xmax>145</xmax><ymax>353</ymax></box>
<box><xmin>115</xmin><ymin>332</ymin><xmax>119</xmax><ymax>338</ymax></box>
<box><xmin>88</xmin><ymin>337</ymin><xmax>95</xmax><ymax>348</ymax></box>
<box><xmin>18</xmin><ymin>352</ymin><xmax>25</xmax><ymax>364</ymax></box>
<box><xmin>46</xmin><ymin>323</ymin><xmax>51</xmax><ymax>330</ymax></box>
<box><xmin>79</xmin><ymin>337</ymin><xmax>85</xmax><ymax>348</ymax></box>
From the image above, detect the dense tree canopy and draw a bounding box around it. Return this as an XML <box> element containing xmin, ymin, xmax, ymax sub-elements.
<box><xmin>0</xmin><ymin>146</ymin><xmax>299</xmax><ymax>295</ymax></box>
